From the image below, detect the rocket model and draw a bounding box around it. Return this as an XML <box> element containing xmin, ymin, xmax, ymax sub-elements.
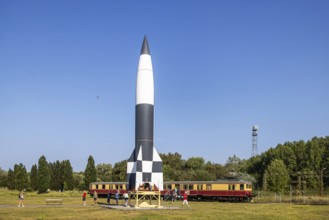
<box><xmin>126</xmin><ymin>36</ymin><xmax>163</xmax><ymax>191</ymax></box>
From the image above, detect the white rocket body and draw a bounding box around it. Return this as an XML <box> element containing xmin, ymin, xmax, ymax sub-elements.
<box><xmin>136</xmin><ymin>54</ymin><xmax>154</xmax><ymax>105</ymax></box>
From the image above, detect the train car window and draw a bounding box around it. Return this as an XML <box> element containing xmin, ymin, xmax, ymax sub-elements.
<box><xmin>240</xmin><ymin>184</ymin><xmax>244</xmax><ymax>190</ymax></box>
<box><xmin>102</xmin><ymin>185</ymin><xmax>106</xmax><ymax>190</ymax></box>
<box><xmin>197</xmin><ymin>184</ymin><xmax>203</xmax><ymax>190</ymax></box>
<box><xmin>120</xmin><ymin>185</ymin><xmax>123</xmax><ymax>190</ymax></box>
<box><xmin>164</xmin><ymin>184</ymin><xmax>171</xmax><ymax>190</ymax></box>
<box><xmin>96</xmin><ymin>185</ymin><xmax>99</xmax><ymax>189</ymax></box>
<box><xmin>229</xmin><ymin>185</ymin><xmax>235</xmax><ymax>190</ymax></box>
<box><xmin>175</xmin><ymin>184</ymin><xmax>180</xmax><ymax>190</ymax></box>
<box><xmin>115</xmin><ymin>184</ymin><xmax>118</xmax><ymax>190</ymax></box>
<box><xmin>189</xmin><ymin>184</ymin><xmax>193</xmax><ymax>190</ymax></box>
<box><xmin>206</xmin><ymin>184</ymin><xmax>211</xmax><ymax>190</ymax></box>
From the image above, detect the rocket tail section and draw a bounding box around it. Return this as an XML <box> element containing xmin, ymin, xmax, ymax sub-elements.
<box><xmin>126</xmin><ymin>146</ymin><xmax>163</xmax><ymax>191</ymax></box>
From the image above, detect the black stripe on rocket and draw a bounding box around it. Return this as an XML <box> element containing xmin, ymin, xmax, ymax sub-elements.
<box><xmin>135</xmin><ymin>104</ymin><xmax>154</xmax><ymax>161</ymax></box>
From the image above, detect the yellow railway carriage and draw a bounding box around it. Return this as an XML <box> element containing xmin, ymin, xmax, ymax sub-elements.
<box><xmin>89</xmin><ymin>181</ymin><xmax>127</xmax><ymax>194</ymax></box>
<box><xmin>163</xmin><ymin>180</ymin><xmax>252</xmax><ymax>201</ymax></box>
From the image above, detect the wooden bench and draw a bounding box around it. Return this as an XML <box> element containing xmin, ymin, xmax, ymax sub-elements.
<box><xmin>45</xmin><ymin>199</ymin><xmax>63</xmax><ymax>205</ymax></box>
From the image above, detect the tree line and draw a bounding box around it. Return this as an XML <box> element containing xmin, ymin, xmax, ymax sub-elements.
<box><xmin>244</xmin><ymin>136</ymin><xmax>329</xmax><ymax>195</ymax></box>
<box><xmin>0</xmin><ymin>136</ymin><xmax>328</xmax><ymax>195</ymax></box>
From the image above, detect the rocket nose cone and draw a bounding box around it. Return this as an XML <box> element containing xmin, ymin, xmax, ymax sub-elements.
<box><xmin>140</xmin><ymin>36</ymin><xmax>151</xmax><ymax>55</ymax></box>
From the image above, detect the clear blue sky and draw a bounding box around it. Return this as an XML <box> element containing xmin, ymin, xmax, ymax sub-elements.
<box><xmin>1</xmin><ymin>1</ymin><xmax>328</xmax><ymax>172</ymax></box>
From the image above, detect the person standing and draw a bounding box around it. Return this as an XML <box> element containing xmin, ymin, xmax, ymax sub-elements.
<box><xmin>172</xmin><ymin>190</ymin><xmax>177</xmax><ymax>202</ymax></box>
<box><xmin>115</xmin><ymin>190</ymin><xmax>119</xmax><ymax>205</ymax></box>
<box><xmin>123</xmin><ymin>192</ymin><xmax>129</xmax><ymax>207</ymax></box>
<box><xmin>82</xmin><ymin>191</ymin><xmax>87</xmax><ymax>205</ymax></box>
<box><xmin>107</xmin><ymin>191</ymin><xmax>111</xmax><ymax>204</ymax></box>
<box><xmin>18</xmin><ymin>191</ymin><xmax>24</xmax><ymax>207</ymax></box>
<box><xmin>182</xmin><ymin>192</ymin><xmax>189</xmax><ymax>207</ymax></box>
<box><xmin>93</xmin><ymin>191</ymin><xmax>98</xmax><ymax>205</ymax></box>
<box><xmin>172</xmin><ymin>187</ymin><xmax>178</xmax><ymax>202</ymax></box>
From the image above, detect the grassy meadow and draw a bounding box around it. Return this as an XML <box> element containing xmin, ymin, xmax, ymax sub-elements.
<box><xmin>0</xmin><ymin>189</ymin><xmax>329</xmax><ymax>220</ymax></box>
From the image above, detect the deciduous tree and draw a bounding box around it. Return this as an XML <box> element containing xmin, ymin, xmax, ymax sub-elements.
<box><xmin>112</xmin><ymin>160</ymin><xmax>127</xmax><ymax>182</ymax></box>
<box><xmin>225</xmin><ymin>154</ymin><xmax>242</xmax><ymax>178</ymax></box>
<box><xmin>185</xmin><ymin>157</ymin><xmax>205</xmax><ymax>170</ymax></box>
<box><xmin>264</xmin><ymin>159</ymin><xmax>289</xmax><ymax>194</ymax></box>
<box><xmin>96</xmin><ymin>163</ymin><xmax>112</xmax><ymax>182</ymax></box>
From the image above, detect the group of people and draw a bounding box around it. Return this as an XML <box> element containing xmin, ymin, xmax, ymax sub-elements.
<box><xmin>89</xmin><ymin>187</ymin><xmax>189</xmax><ymax>207</ymax></box>
<box><xmin>82</xmin><ymin>190</ymin><xmax>129</xmax><ymax>206</ymax></box>
<box><xmin>16</xmin><ymin>189</ymin><xmax>187</xmax><ymax>208</ymax></box>
<box><xmin>82</xmin><ymin>190</ymin><xmax>100</xmax><ymax>206</ymax></box>
<box><xmin>105</xmin><ymin>190</ymin><xmax>121</xmax><ymax>205</ymax></box>
<box><xmin>171</xmin><ymin>188</ymin><xmax>189</xmax><ymax>207</ymax></box>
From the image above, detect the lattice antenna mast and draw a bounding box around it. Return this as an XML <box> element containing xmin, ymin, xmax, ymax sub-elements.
<box><xmin>252</xmin><ymin>125</ymin><xmax>259</xmax><ymax>157</ymax></box>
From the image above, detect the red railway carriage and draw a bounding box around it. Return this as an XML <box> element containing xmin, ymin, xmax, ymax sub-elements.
<box><xmin>162</xmin><ymin>180</ymin><xmax>252</xmax><ymax>201</ymax></box>
<box><xmin>89</xmin><ymin>179</ymin><xmax>252</xmax><ymax>201</ymax></box>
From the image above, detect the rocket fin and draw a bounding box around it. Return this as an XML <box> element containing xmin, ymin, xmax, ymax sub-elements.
<box><xmin>128</xmin><ymin>149</ymin><xmax>135</xmax><ymax>162</ymax></box>
<box><xmin>127</xmin><ymin>161</ymin><xmax>136</xmax><ymax>174</ymax></box>
<box><xmin>137</xmin><ymin>146</ymin><xmax>143</xmax><ymax>161</ymax></box>
<box><xmin>152</xmin><ymin>147</ymin><xmax>162</xmax><ymax>162</ymax></box>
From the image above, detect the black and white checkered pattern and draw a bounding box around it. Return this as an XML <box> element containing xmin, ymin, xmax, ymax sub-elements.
<box><xmin>127</xmin><ymin>146</ymin><xmax>163</xmax><ymax>191</ymax></box>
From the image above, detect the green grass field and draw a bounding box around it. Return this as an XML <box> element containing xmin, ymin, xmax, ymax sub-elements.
<box><xmin>0</xmin><ymin>190</ymin><xmax>329</xmax><ymax>220</ymax></box>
